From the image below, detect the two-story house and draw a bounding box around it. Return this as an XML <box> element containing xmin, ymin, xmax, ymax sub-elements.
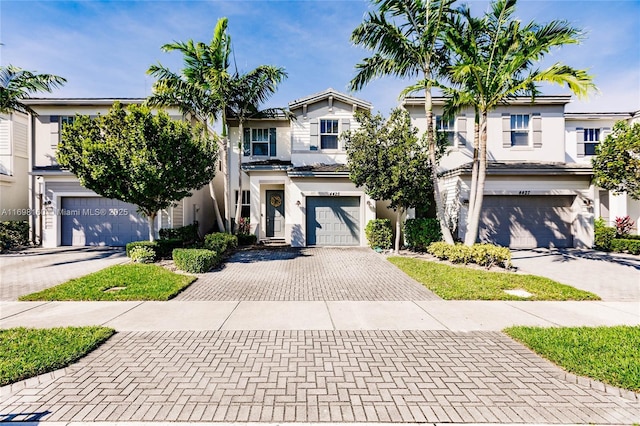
<box><xmin>228</xmin><ymin>88</ymin><xmax>378</xmax><ymax>247</ymax></box>
<box><xmin>23</xmin><ymin>98</ymin><xmax>217</xmax><ymax>247</ymax></box>
<box><xmin>0</xmin><ymin>111</ymin><xmax>30</xmax><ymax>222</ymax></box>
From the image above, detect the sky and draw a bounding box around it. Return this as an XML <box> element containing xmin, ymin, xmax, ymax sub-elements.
<box><xmin>1</xmin><ymin>0</ymin><xmax>639</xmax><ymax>116</ymax></box>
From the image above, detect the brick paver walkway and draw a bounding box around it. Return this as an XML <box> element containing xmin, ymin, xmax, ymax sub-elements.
<box><xmin>176</xmin><ymin>247</ymin><xmax>439</xmax><ymax>301</ymax></box>
<box><xmin>1</xmin><ymin>330</ymin><xmax>637</xmax><ymax>423</ymax></box>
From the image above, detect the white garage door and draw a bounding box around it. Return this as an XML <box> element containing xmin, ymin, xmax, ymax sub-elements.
<box><xmin>61</xmin><ymin>197</ymin><xmax>148</xmax><ymax>246</ymax></box>
<box><xmin>306</xmin><ymin>196</ymin><xmax>360</xmax><ymax>246</ymax></box>
<box><xmin>479</xmin><ymin>195</ymin><xmax>574</xmax><ymax>248</ymax></box>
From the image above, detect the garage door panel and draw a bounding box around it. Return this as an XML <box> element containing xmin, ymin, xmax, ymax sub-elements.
<box><xmin>480</xmin><ymin>196</ymin><xmax>574</xmax><ymax>249</ymax></box>
<box><xmin>306</xmin><ymin>197</ymin><xmax>360</xmax><ymax>246</ymax></box>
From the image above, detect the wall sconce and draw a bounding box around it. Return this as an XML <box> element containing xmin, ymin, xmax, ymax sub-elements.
<box><xmin>296</xmin><ymin>200</ymin><xmax>301</xmax><ymax>207</ymax></box>
<box><xmin>366</xmin><ymin>200</ymin><xmax>373</xmax><ymax>208</ymax></box>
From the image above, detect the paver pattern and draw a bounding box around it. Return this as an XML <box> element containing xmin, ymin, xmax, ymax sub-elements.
<box><xmin>1</xmin><ymin>330</ymin><xmax>638</xmax><ymax>423</ymax></box>
<box><xmin>176</xmin><ymin>247</ymin><xmax>439</xmax><ymax>301</ymax></box>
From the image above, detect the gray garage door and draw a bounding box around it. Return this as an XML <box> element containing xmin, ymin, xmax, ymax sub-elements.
<box><xmin>479</xmin><ymin>195</ymin><xmax>574</xmax><ymax>248</ymax></box>
<box><xmin>61</xmin><ymin>197</ymin><xmax>148</xmax><ymax>246</ymax></box>
<box><xmin>306</xmin><ymin>196</ymin><xmax>360</xmax><ymax>246</ymax></box>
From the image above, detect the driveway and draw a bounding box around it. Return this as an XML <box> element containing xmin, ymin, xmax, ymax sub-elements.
<box><xmin>0</xmin><ymin>247</ymin><xmax>127</xmax><ymax>301</ymax></box>
<box><xmin>511</xmin><ymin>248</ymin><xmax>640</xmax><ymax>301</ymax></box>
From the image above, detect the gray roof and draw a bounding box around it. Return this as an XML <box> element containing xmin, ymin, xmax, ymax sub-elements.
<box><xmin>289</xmin><ymin>88</ymin><xmax>372</xmax><ymax>110</ymax></box>
<box><xmin>441</xmin><ymin>161</ymin><xmax>593</xmax><ymax>178</ymax></box>
<box><xmin>288</xmin><ymin>163</ymin><xmax>350</xmax><ymax>177</ymax></box>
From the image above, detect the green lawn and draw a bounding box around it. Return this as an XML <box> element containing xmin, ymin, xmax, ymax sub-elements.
<box><xmin>505</xmin><ymin>326</ymin><xmax>640</xmax><ymax>392</ymax></box>
<box><xmin>388</xmin><ymin>256</ymin><xmax>599</xmax><ymax>300</ymax></box>
<box><xmin>19</xmin><ymin>263</ymin><xmax>196</xmax><ymax>301</ymax></box>
<box><xmin>0</xmin><ymin>327</ymin><xmax>115</xmax><ymax>386</ymax></box>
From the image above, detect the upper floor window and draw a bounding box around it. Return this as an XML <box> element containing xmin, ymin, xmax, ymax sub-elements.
<box><xmin>244</xmin><ymin>127</ymin><xmax>276</xmax><ymax>157</ymax></box>
<box><xmin>436</xmin><ymin>116</ymin><xmax>455</xmax><ymax>146</ymax></box>
<box><xmin>510</xmin><ymin>114</ymin><xmax>530</xmax><ymax>146</ymax></box>
<box><xmin>584</xmin><ymin>128</ymin><xmax>600</xmax><ymax>156</ymax></box>
<box><xmin>320</xmin><ymin>119</ymin><xmax>339</xmax><ymax>150</ymax></box>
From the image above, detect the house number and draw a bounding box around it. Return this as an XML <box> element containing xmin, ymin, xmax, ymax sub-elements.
<box><xmin>518</xmin><ymin>191</ymin><xmax>531</xmax><ymax>195</ymax></box>
<box><xmin>329</xmin><ymin>192</ymin><xmax>340</xmax><ymax>196</ymax></box>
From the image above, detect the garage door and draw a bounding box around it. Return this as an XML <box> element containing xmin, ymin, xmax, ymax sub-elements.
<box><xmin>479</xmin><ymin>195</ymin><xmax>574</xmax><ymax>248</ymax></box>
<box><xmin>61</xmin><ymin>197</ymin><xmax>148</xmax><ymax>246</ymax></box>
<box><xmin>306</xmin><ymin>196</ymin><xmax>360</xmax><ymax>246</ymax></box>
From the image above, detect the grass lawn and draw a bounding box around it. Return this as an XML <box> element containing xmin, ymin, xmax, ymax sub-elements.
<box><xmin>19</xmin><ymin>263</ymin><xmax>196</xmax><ymax>301</ymax></box>
<box><xmin>388</xmin><ymin>256</ymin><xmax>599</xmax><ymax>300</ymax></box>
<box><xmin>504</xmin><ymin>326</ymin><xmax>640</xmax><ymax>392</ymax></box>
<box><xmin>0</xmin><ymin>327</ymin><xmax>114</xmax><ymax>386</ymax></box>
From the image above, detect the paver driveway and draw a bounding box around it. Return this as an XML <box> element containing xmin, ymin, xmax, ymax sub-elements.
<box><xmin>176</xmin><ymin>247</ymin><xmax>440</xmax><ymax>301</ymax></box>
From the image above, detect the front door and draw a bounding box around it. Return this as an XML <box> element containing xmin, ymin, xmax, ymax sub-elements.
<box><xmin>266</xmin><ymin>190</ymin><xmax>285</xmax><ymax>238</ymax></box>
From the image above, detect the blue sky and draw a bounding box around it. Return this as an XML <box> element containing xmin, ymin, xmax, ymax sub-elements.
<box><xmin>2</xmin><ymin>0</ymin><xmax>638</xmax><ymax>115</ymax></box>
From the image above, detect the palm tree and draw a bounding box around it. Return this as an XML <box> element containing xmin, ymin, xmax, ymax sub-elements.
<box><xmin>147</xmin><ymin>17</ymin><xmax>232</xmax><ymax>232</ymax></box>
<box><xmin>350</xmin><ymin>0</ymin><xmax>457</xmax><ymax>244</ymax></box>
<box><xmin>0</xmin><ymin>65</ymin><xmax>66</xmax><ymax>114</ymax></box>
<box><xmin>441</xmin><ymin>0</ymin><xmax>596</xmax><ymax>245</ymax></box>
<box><xmin>226</xmin><ymin>66</ymin><xmax>289</xmax><ymax>232</ymax></box>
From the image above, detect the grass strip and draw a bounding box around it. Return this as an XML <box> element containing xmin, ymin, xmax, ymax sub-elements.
<box><xmin>19</xmin><ymin>263</ymin><xmax>196</xmax><ymax>301</ymax></box>
<box><xmin>505</xmin><ymin>326</ymin><xmax>640</xmax><ymax>392</ymax></box>
<box><xmin>0</xmin><ymin>327</ymin><xmax>115</xmax><ymax>386</ymax></box>
<box><xmin>388</xmin><ymin>256</ymin><xmax>599</xmax><ymax>300</ymax></box>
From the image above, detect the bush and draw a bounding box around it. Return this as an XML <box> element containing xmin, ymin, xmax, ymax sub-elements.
<box><xmin>404</xmin><ymin>218</ymin><xmax>442</xmax><ymax>251</ymax></box>
<box><xmin>427</xmin><ymin>242</ymin><xmax>511</xmax><ymax>269</ymax></box>
<box><xmin>594</xmin><ymin>217</ymin><xmax>616</xmax><ymax>251</ymax></box>
<box><xmin>155</xmin><ymin>238</ymin><xmax>184</xmax><ymax>258</ymax></box>
<box><xmin>365</xmin><ymin>219</ymin><xmax>393</xmax><ymax>250</ymax></box>
<box><xmin>614</xmin><ymin>215</ymin><xmax>635</xmax><ymax>237</ymax></box>
<box><xmin>172</xmin><ymin>248</ymin><xmax>219</xmax><ymax>273</ymax></box>
<box><xmin>0</xmin><ymin>221</ymin><xmax>30</xmax><ymax>251</ymax></box>
<box><xmin>129</xmin><ymin>246</ymin><xmax>156</xmax><ymax>263</ymax></box>
<box><xmin>610</xmin><ymin>239</ymin><xmax>640</xmax><ymax>255</ymax></box>
<box><xmin>126</xmin><ymin>241</ymin><xmax>157</xmax><ymax>258</ymax></box>
<box><xmin>622</xmin><ymin>234</ymin><xmax>640</xmax><ymax>241</ymax></box>
<box><xmin>237</xmin><ymin>234</ymin><xmax>257</xmax><ymax>246</ymax></box>
<box><xmin>204</xmin><ymin>233</ymin><xmax>237</xmax><ymax>254</ymax></box>
<box><xmin>159</xmin><ymin>222</ymin><xmax>199</xmax><ymax>243</ymax></box>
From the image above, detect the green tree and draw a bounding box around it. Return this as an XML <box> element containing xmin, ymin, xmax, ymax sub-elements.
<box><xmin>147</xmin><ymin>17</ymin><xmax>232</xmax><ymax>232</ymax></box>
<box><xmin>441</xmin><ymin>0</ymin><xmax>596</xmax><ymax>245</ymax></box>
<box><xmin>0</xmin><ymin>65</ymin><xmax>66</xmax><ymax>114</ymax></box>
<box><xmin>592</xmin><ymin>121</ymin><xmax>640</xmax><ymax>200</ymax></box>
<box><xmin>344</xmin><ymin>108</ymin><xmax>434</xmax><ymax>252</ymax></box>
<box><xmin>350</xmin><ymin>0</ymin><xmax>457</xmax><ymax>244</ymax></box>
<box><xmin>57</xmin><ymin>102</ymin><xmax>218</xmax><ymax>241</ymax></box>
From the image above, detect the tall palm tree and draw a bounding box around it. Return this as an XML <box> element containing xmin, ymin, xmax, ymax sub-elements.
<box><xmin>0</xmin><ymin>65</ymin><xmax>66</xmax><ymax>114</ymax></box>
<box><xmin>441</xmin><ymin>0</ymin><xmax>596</xmax><ymax>245</ymax></box>
<box><xmin>350</xmin><ymin>0</ymin><xmax>457</xmax><ymax>244</ymax></box>
<box><xmin>147</xmin><ymin>17</ymin><xmax>232</xmax><ymax>232</ymax></box>
<box><xmin>226</xmin><ymin>66</ymin><xmax>289</xmax><ymax>231</ymax></box>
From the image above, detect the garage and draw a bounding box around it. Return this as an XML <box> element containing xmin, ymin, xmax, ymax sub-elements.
<box><xmin>306</xmin><ymin>196</ymin><xmax>360</xmax><ymax>246</ymax></box>
<box><xmin>61</xmin><ymin>197</ymin><xmax>148</xmax><ymax>246</ymax></box>
<box><xmin>479</xmin><ymin>195</ymin><xmax>575</xmax><ymax>248</ymax></box>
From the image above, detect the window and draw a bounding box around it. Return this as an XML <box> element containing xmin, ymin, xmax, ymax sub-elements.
<box><xmin>510</xmin><ymin>114</ymin><xmax>530</xmax><ymax>146</ymax></box>
<box><xmin>584</xmin><ymin>128</ymin><xmax>600</xmax><ymax>156</ymax></box>
<box><xmin>436</xmin><ymin>116</ymin><xmax>455</xmax><ymax>146</ymax></box>
<box><xmin>234</xmin><ymin>190</ymin><xmax>250</xmax><ymax>218</ymax></box>
<box><xmin>251</xmin><ymin>128</ymin><xmax>269</xmax><ymax>156</ymax></box>
<box><xmin>320</xmin><ymin>119</ymin><xmax>339</xmax><ymax>150</ymax></box>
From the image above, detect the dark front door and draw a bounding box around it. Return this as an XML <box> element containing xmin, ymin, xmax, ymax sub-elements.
<box><xmin>266</xmin><ymin>190</ymin><xmax>285</xmax><ymax>238</ymax></box>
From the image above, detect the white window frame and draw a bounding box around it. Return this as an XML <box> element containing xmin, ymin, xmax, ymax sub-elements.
<box><xmin>251</xmin><ymin>128</ymin><xmax>270</xmax><ymax>156</ymax></box>
<box><xmin>436</xmin><ymin>115</ymin><xmax>455</xmax><ymax>146</ymax></box>
<box><xmin>320</xmin><ymin>119</ymin><xmax>339</xmax><ymax>150</ymax></box>
<box><xmin>510</xmin><ymin>114</ymin><xmax>530</xmax><ymax>147</ymax></box>
<box><xmin>234</xmin><ymin>190</ymin><xmax>251</xmax><ymax>218</ymax></box>
<box><xmin>584</xmin><ymin>128</ymin><xmax>600</xmax><ymax>156</ymax></box>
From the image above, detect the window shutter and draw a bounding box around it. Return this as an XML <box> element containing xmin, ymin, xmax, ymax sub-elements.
<box><xmin>0</xmin><ymin>118</ymin><xmax>10</xmax><ymax>156</ymax></box>
<box><xmin>601</xmin><ymin>127</ymin><xmax>611</xmax><ymax>140</ymax></box>
<box><xmin>50</xmin><ymin>115</ymin><xmax>59</xmax><ymax>148</ymax></box>
<box><xmin>502</xmin><ymin>114</ymin><xmax>511</xmax><ymax>147</ymax></box>
<box><xmin>243</xmin><ymin>128</ymin><xmax>250</xmax><ymax>157</ymax></box>
<box><xmin>309</xmin><ymin>118</ymin><xmax>318</xmax><ymax>149</ymax></box>
<box><xmin>269</xmin><ymin>127</ymin><xmax>277</xmax><ymax>157</ymax></box>
<box><xmin>456</xmin><ymin>116</ymin><xmax>467</xmax><ymax>147</ymax></box>
<box><xmin>532</xmin><ymin>113</ymin><xmax>542</xmax><ymax>148</ymax></box>
<box><xmin>341</xmin><ymin>118</ymin><xmax>350</xmax><ymax>150</ymax></box>
<box><xmin>576</xmin><ymin>128</ymin><xmax>585</xmax><ymax>157</ymax></box>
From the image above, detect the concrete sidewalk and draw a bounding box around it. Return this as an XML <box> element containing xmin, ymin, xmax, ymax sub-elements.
<box><xmin>1</xmin><ymin>300</ymin><xmax>638</xmax><ymax>331</ymax></box>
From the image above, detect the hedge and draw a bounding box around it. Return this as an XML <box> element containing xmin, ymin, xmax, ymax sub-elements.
<box><xmin>125</xmin><ymin>238</ymin><xmax>184</xmax><ymax>260</ymax></box>
<box><xmin>365</xmin><ymin>219</ymin><xmax>392</xmax><ymax>250</ymax></box>
<box><xmin>594</xmin><ymin>219</ymin><xmax>616</xmax><ymax>251</ymax></box>
<box><xmin>610</xmin><ymin>239</ymin><xmax>640</xmax><ymax>255</ymax></box>
<box><xmin>172</xmin><ymin>248</ymin><xmax>219</xmax><ymax>273</ymax></box>
<box><xmin>203</xmin><ymin>233</ymin><xmax>237</xmax><ymax>254</ymax></box>
<box><xmin>237</xmin><ymin>234</ymin><xmax>257</xmax><ymax>246</ymax></box>
<box><xmin>159</xmin><ymin>222</ymin><xmax>199</xmax><ymax>243</ymax></box>
<box><xmin>0</xmin><ymin>221</ymin><xmax>30</xmax><ymax>251</ymax></box>
<box><xmin>404</xmin><ymin>218</ymin><xmax>442</xmax><ymax>251</ymax></box>
<box><xmin>427</xmin><ymin>242</ymin><xmax>512</xmax><ymax>269</ymax></box>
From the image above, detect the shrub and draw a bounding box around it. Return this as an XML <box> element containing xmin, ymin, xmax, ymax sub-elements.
<box><xmin>126</xmin><ymin>241</ymin><xmax>157</xmax><ymax>258</ymax></box>
<box><xmin>594</xmin><ymin>217</ymin><xmax>616</xmax><ymax>251</ymax></box>
<box><xmin>610</xmin><ymin>239</ymin><xmax>640</xmax><ymax>255</ymax></box>
<box><xmin>614</xmin><ymin>215</ymin><xmax>635</xmax><ymax>237</ymax></box>
<box><xmin>159</xmin><ymin>222</ymin><xmax>199</xmax><ymax>243</ymax></box>
<box><xmin>155</xmin><ymin>238</ymin><xmax>184</xmax><ymax>258</ymax></box>
<box><xmin>0</xmin><ymin>221</ymin><xmax>30</xmax><ymax>251</ymax></box>
<box><xmin>404</xmin><ymin>218</ymin><xmax>442</xmax><ymax>251</ymax></box>
<box><xmin>173</xmin><ymin>248</ymin><xmax>219</xmax><ymax>273</ymax></box>
<box><xmin>129</xmin><ymin>246</ymin><xmax>156</xmax><ymax>263</ymax></box>
<box><xmin>237</xmin><ymin>217</ymin><xmax>251</xmax><ymax>235</ymax></box>
<box><xmin>237</xmin><ymin>233</ymin><xmax>257</xmax><ymax>246</ymax></box>
<box><xmin>622</xmin><ymin>234</ymin><xmax>640</xmax><ymax>241</ymax></box>
<box><xmin>203</xmin><ymin>233</ymin><xmax>238</xmax><ymax>254</ymax></box>
<box><xmin>365</xmin><ymin>219</ymin><xmax>393</xmax><ymax>250</ymax></box>
<box><xmin>427</xmin><ymin>242</ymin><xmax>511</xmax><ymax>268</ymax></box>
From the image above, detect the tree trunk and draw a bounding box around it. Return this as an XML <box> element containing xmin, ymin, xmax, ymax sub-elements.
<box><xmin>221</xmin><ymin>136</ymin><xmax>231</xmax><ymax>233</ymax></box>
<box><xmin>464</xmin><ymin>111</ymin><xmax>488</xmax><ymax>246</ymax></box>
<box><xmin>147</xmin><ymin>211</ymin><xmax>157</xmax><ymax>242</ymax></box>
<box><xmin>233</xmin><ymin>121</ymin><xmax>245</xmax><ymax>233</ymax></box>
<box><xmin>209</xmin><ymin>181</ymin><xmax>225</xmax><ymax>232</ymax></box>
<box><xmin>467</xmin><ymin>113</ymin><xmax>480</xmax><ymax>217</ymax></box>
<box><xmin>425</xmin><ymin>87</ymin><xmax>455</xmax><ymax>244</ymax></box>
<box><xmin>395</xmin><ymin>208</ymin><xmax>404</xmax><ymax>253</ymax></box>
